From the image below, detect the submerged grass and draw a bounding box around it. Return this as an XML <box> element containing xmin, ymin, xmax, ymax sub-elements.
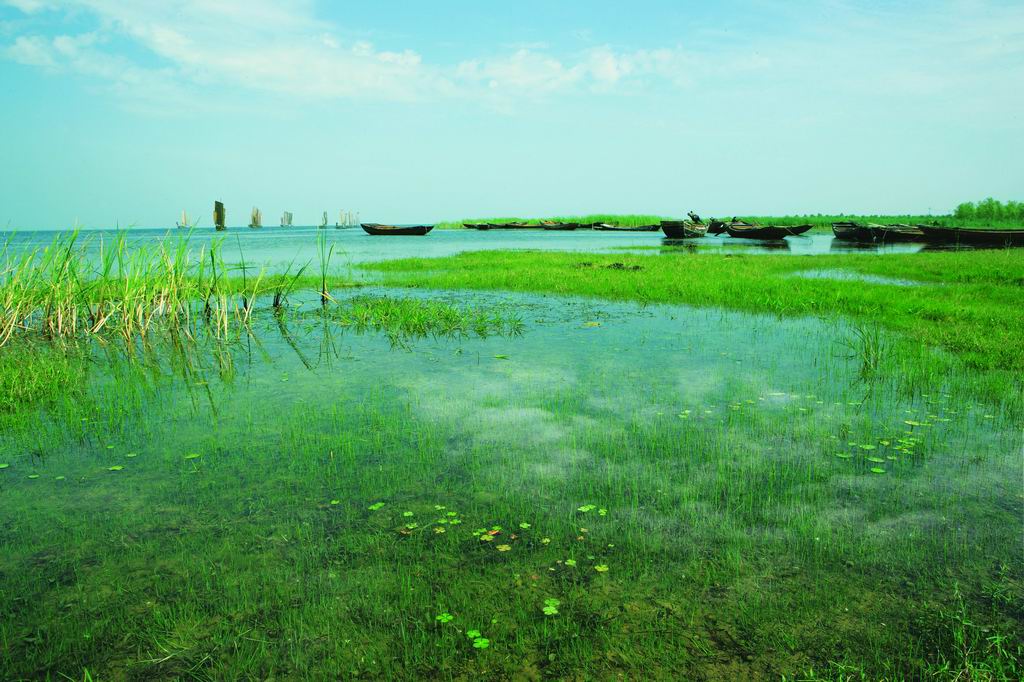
<box><xmin>363</xmin><ymin>248</ymin><xmax>1024</xmax><ymax>382</ymax></box>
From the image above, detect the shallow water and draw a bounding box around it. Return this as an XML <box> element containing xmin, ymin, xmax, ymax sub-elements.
<box><xmin>1</xmin><ymin>289</ymin><xmax>1020</xmax><ymax>678</ymax></box>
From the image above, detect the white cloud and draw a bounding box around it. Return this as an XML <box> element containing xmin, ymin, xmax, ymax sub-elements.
<box><xmin>1</xmin><ymin>0</ymin><xmax>1022</xmax><ymax>115</ymax></box>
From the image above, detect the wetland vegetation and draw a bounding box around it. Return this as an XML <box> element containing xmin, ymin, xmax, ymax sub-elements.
<box><xmin>1</xmin><ymin>230</ymin><xmax>1021</xmax><ymax>680</ymax></box>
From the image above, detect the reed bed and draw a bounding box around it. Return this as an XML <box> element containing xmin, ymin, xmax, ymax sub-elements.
<box><xmin>0</xmin><ymin>231</ymin><xmax>348</xmax><ymax>345</ymax></box>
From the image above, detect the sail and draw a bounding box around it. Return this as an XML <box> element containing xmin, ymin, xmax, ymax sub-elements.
<box><xmin>320</xmin><ymin>211</ymin><xmax>328</xmax><ymax>228</ymax></box>
<box><xmin>249</xmin><ymin>207</ymin><xmax>263</xmax><ymax>228</ymax></box>
<box><xmin>281</xmin><ymin>211</ymin><xmax>293</xmax><ymax>227</ymax></box>
<box><xmin>214</xmin><ymin>201</ymin><xmax>226</xmax><ymax>230</ymax></box>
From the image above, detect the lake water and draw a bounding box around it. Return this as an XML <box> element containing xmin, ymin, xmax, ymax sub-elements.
<box><xmin>3</xmin><ymin>226</ymin><xmax>938</xmax><ymax>272</ymax></box>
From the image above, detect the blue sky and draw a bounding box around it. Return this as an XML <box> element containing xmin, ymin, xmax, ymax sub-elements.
<box><xmin>1</xmin><ymin>0</ymin><xmax>1022</xmax><ymax>228</ymax></box>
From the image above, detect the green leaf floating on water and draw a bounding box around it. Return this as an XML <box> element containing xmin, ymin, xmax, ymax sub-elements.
<box><xmin>28</xmin><ymin>474</ymin><xmax>40</xmax><ymax>479</ymax></box>
<box><xmin>582</xmin><ymin>321</ymin><xmax>601</xmax><ymax>328</ymax></box>
<box><xmin>367</xmin><ymin>502</ymin><xmax>385</xmax><ymax>511</ymax></box>
<box><xmin>834</xmin><ymin>453</ymin><xmax>853</xmax><ymax>459</ymax></box>
<box><xmin>493</xmin><ymin>354</ymin><xmax>509</xmax><ymax>360</ymax></box>
<box><xmin>870</xmin><ymin>467</ymin><xmax>886</xmax><ymax>474</ymax></box>
<box><xmin>183</xmin><ymin>453</ymin><xmax>201</xmax><ymax>460</ymax></box>
<box><xmin>108</xmin><ymin>465</ymin><xmax>124</xmax><ymax>471</ymax></box>
<box><xmin>0</xmin><ymin>463</ymin><xmax>9</xmax><ymax>469</ymax></box>
<box><xmin>866</xmin><ymin>456</ymin><xmax>885</xmax><ymax>463</ymax></box>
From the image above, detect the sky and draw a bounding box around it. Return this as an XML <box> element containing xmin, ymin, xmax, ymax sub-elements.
<box><xmin>0</xmin><ymin>0</ymin><xmax>1022</xmax><ymax>229</ymax></box>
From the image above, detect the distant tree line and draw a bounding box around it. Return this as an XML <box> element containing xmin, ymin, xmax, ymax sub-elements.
<box><xmin>954</xmin><ymin>198</ymin><xmax>1023</xmax><ymax>220</ymax></box>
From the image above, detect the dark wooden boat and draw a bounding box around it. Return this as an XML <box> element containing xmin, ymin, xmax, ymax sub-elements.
<box><xmin>661</xmin><ymin>220</ymin><xmax>709</xmax><ymax>239</ymax></box>
<box><xmin>542</xmin><ymin>222</ymin><xmax>581</xmax><ymax>231</ymax></box>
<box><xmin>464</xmin><ymin>223</ymin><xmax>488</xmax><ymax>230</ymax></box>
<box><xmin>832</xmin><ymin>221</ymin><xmax>876</xmax><ymax>242</ymax></box>
<box><xmin>725</xmin><ymin>223</ymin><xmax>812</xmax><ymax>240</ymax></box>
<box><xmin>361</xmin><ymin>223</ymin><xmax>434</xmax><ymax>236</ymax></box>
<box><xmin>917</xmin><ymin>225</ymin><xmax>1024</xmax><ymax>247</ymax></box>
<box><xmin>593</xmin><ymin>223</ymin><xmax>661</xmax><ymax>232</ymax></box>
<box><xmin>871</xmin><ymin>224</ymin><xmax>924</xmax><ymax>243</ymax></box>
<box><xmin>485</xmin><ymin>222</ymin><xmax>540</xmax><ymax>230</ymax></box>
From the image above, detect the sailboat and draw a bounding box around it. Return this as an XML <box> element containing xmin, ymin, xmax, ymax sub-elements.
<box><xmin>213</xmin><ymin>201</ymin><xmax>226</xmax><ymax>231</ymax></box>
<box><xmin>280</xmin><ymin>211</ymin><xmax>293</xmax><ymax>227</ymax></box>
<box><xmin>335</xmin><ymin>210</ymin><xmax>358</xmax><ymax>229</ymax></box>
<box><xmin>176</xmin><ymin>209</ymin><xmax>191</xmax><ymax>229</ymax></box>
<box><xmin>319</xmin><ymin>211</ymin><xmax>328</xmax><ymax>229</ymax></box>
<box><xmin>249</xmin><ymin>207</ymin><xmax>263</xmax><ymax>229</ymax></box>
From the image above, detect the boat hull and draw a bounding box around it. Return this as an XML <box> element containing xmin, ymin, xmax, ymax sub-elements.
<box><xmin>832</xmin><ymin>222</ymin><xmax>875</xmax><ymax>242</ymax></box>
<box><xmin>726</xmin><ymin>224</ymin><xmax>812</xmax><ymax>240</ymax></box>
<box><xmin>918</xmin><ymin>225</ymin><xmax>1024</xmax><ymax>247</ymax></box>
<box><xmin>661</xmin><ymin>221</ymin><xmax>709</xmax><ymax>239</ymax></box>
<box><xmin>361</xmin><ymin>223</ymin><xmax>434</xmax><ymax>236</ymax></box>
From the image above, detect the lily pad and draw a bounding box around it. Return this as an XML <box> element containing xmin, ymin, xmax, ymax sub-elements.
<box><xmin>870</xmin><ymin>467</ymin><xmax>886</xmax><ymax>474</ymax></box>
<box><xmin>108</xmin><ymin>465</ymin><xmax>124</xmax><ymax>471</ymax></box>
<box><xmin>0</xmin><ymin>463</ymin><xmax>9</xmax><ymax>469</ymax></box>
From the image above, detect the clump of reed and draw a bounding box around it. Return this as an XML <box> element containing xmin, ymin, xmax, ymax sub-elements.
<box><xmin>0</xmin><ymin>231</ymin><xmax>302</xmax><ymax>345</ymax></box>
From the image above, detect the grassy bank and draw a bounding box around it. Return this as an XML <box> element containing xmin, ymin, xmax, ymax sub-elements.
<box><xmin>437</xmin><ymin>214</ymin><xmax>1023</xmax><ymax>230</ymax></box>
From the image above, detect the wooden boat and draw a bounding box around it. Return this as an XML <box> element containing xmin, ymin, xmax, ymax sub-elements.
<box><xmin>831</xmin><ymin>221</ymin><xmax>876</xmax><ymax>242</ymax></box>
<box><xmin>463</xmin><ymin>223</ymin><xmax>488</xmax><ymax>229</ymax></box>
<box><xmin>361</xmin><ymin>223</ymin><xmax>434</xmax><ymax>236</ymax></box>
<box><xmin>248</xmin><ymin>207</ymin><xmax>263</xmax><ymax>229</ymax></box>
<box><xmin>213</xmin><ymin>201</ymin><xmax>226</xmax><ymax>231</ymax></box>
<box><xmin>661</xmin><ymin>220</ymin><xmax>708</xmax><ymax>239</ymax></box>
<box><xmin>871</xmin><ymin>224</ymin><xmax>924</xmax><ymax>243</ymax></box>
<box><xmin>280</xmin><ymin>211</ymin><xmax>294</xmax><ymax>227</ymax></box>
<box><xmin>542</xmin><ymin>222</ymin><xmax>581</xmax><ymax>230</ymax></box>
<box><xmin>725</xmin><ymin>222</ymin><xmax>812</xmax><ymax>240</ymax></box>
<box><xmin>485</xmin><ymin>222</ymin><xmax>540</xmax><ymax>229</ymax></box>
<box><xmin>593</xmin><ymin>223</ymin><xmax>661</xmax><ymax>232</ymax></box>
<box><xmin>917</xmin><ymin>225</ymin><xmax>1024</xmax><ymax>247</ymax></box>
<box><xmin>318</xmin><ymin>211</ymin><xmax>329</xmax><ymax>229</ymax></box>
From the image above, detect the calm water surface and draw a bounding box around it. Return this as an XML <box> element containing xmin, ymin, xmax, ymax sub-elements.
<box><xmin>3</xmin><ymin>226</ymin><xmax>937</xmax><ymax>271</ymax></box>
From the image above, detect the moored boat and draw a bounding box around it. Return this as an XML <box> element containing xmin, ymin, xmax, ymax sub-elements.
<box><xmin>464</xmin><ymin>223</ymin><xmax>488</xmax><ymax>229</ymax></box>
<box><xmin>871</xmin><ymin>224</ymin><xmax>924</xmax><ymax>243</ymax></box>
<box><xmin>917</xmin><ymin>225</ymin><xmax>1024</xmax><ymax>247</ymax></box>
<box><xmin>248</xmin><ymin>207</ymin><xmax>263</xmax><ymax>229</ymax></box>
<box><xmin>541</xmin><ymin>222</ymin><xmax>581</xmax><ymax>230</ymax></box>
<box><xmin>831</xmin><ymin>221</ymin><xmax>876</xmax><ymax>242</ymax></box>
<box><xmin>707</xmin><ymin>219</ymin><xmax>728</xmax><ymax>235</ymax></box>
<box><xmin>660</xmin><ymin>220</ymin><xmax>709</xmax><ymax>239</ymax></box>
<box><xmin>485</xmin><ymin>222</ymin><xmax>540</xmax><ymax>229</ymax></box>
<box><xmin>725</xmin><ymin>222</ymin><xmax>812</xmax><ymax>240</ymax></box>
<box><xmin>361</xmin><ymin>223</ymin><xmax>434</xmax><ymax>236</ymax></box>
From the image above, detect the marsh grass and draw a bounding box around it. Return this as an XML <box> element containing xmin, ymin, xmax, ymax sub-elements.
<box><xmin>437</xmin><ymin>214</ymin><xmax>668</xmax><ymax>229</ymax></box>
